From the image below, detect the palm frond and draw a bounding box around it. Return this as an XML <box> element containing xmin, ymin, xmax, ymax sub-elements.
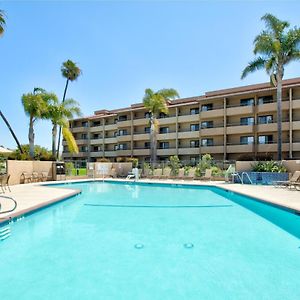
<box><xmin>0</xmin><ymin>10</ymin><xmax>6</xmax><ymax>36</ymax></box>
<box><xmin>157</xmin><ymin>88</ymin><xmax>179</xmax><ymax>100</ymax></box>
<box><xmin>241</xmin><ymin>57</ymin><xmax>267</xmax><ymax>79</ymax></box>
<box><xmin>61</xmin><ymin>59</ymin><xmax>81</xmax><ymax>81</ymax></box>
<box><xmin>261</xmin><ymin>13</ymin><xmax>289</xmax><ymax>38</ymax></box>
<box><xmin>62</xmin><ymin>127</ymin><xmax>78</xmax><ymax>154</ymax></box>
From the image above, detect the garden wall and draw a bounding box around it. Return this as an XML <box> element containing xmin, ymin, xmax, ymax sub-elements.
<box><xmin>7</xmin><ymin>160</ymin><xmax>53</xmax><ymax>185</ymax></box>
<box><xmin>235</xmin><ymin>160</ymin><xmax>300</xmax><ymax>174</ymax></box>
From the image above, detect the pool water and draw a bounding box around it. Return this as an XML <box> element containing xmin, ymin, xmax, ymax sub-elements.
<box><xmin>1</xmin><ymin>181</ymin><xmax>300</xmax><ymax>299</ymax></box>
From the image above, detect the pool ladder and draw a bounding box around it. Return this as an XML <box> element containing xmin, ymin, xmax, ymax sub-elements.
<box><xmin>233</xmin><ymin>172</ymin><xmax>253</xmax><ymax>184</ymax></box>
<box><xmin>0</xmin><ymin>225</ymin><xmax>11</xmax><ymax>241</ymax></box>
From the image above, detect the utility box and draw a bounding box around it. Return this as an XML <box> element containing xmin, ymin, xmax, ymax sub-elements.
<box><xmin>53</xmin><ymin>162</ymin><xmax>66</xmax><ymax>181</ymax></box>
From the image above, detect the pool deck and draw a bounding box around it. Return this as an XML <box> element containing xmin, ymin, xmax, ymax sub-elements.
<box><xmin>0</xmin><ymin>178</ymin><xmax>299</xmax><ymax>223</ymax></box>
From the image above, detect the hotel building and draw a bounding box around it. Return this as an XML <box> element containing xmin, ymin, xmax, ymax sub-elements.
<box><xmin>62</xmin><ymin>77</ymin><xmax>300</xmax><ymax>163</ymax></box>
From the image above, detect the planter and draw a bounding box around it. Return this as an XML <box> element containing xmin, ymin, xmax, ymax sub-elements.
<box><xmin>234</xmin><ymin>172</ymin><xmax>289</xmax><ymax>185</ymax></box>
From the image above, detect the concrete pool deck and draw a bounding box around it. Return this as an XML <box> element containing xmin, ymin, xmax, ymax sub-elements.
<box><xmin>0</xmin><ymin>178</ymin><xmax>300</xmax><ymax>223</ymax></box>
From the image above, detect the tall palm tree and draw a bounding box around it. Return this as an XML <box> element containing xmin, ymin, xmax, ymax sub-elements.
<box><xmin>143</xmin><ymin>88</ymin><xmax>179</xmax><ymax>164</ymax></box>
<box><xmin>241</xmin><ymin>13</ymin><xmax>300</xmax><ymax>160</ymax></box>
<box><xmin>46</xmin><ymin>97</ymin><xmax>81</xmax><ymax>157</ymax></box>
<box><xmin>56</xmin><ymin>60</ymin><xmax>81</xmax><ymax>159</ymax></box>
<box><xmin>21</xmin><ymin>88</ymin><xmax>56</xmax><ymax>159</ymax></box>
<box><xmin>0</xmin><ymin>10</ymin><xmax>23</xmax><ymax>153</ymax></box>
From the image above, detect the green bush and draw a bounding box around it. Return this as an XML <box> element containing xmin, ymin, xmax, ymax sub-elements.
<box><xmin>127</xmin><ymin>157</ymin><xmax>139</xmax><ymax>168</ymax></box>
<box><xmin>251</xmin><ymin>161</ymin><xmax>287</xmax><ymax>173</ymax></box>
<box><xmin>65</xmin><ymin>162</ymin><xmax>74</xmax><ymax>175</ymax></box>
<box><xmin>184</xmin><ymin>165</ymin><xmax>191</xmax><ymax>176</ymax></box>
<box><xmin>169</xmin><ymin>155</ymin><xmax>181</xmax><ymax>176</ymax></box>
<box><xmin>195</xmin><ymin>154</ymin><xmax>213</xmax><ymax>177</ymax></box>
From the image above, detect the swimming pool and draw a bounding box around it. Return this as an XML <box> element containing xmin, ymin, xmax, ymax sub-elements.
<box><xmin>1</xmin><ymin>181</ymin><xmax>300</xmax><ymax>299</ymax></box>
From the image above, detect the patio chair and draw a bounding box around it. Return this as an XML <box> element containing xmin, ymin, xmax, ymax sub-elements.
<box><xmin>1</xmin><ymin>174</ymin><xmax>11</xmax><ymax>193</ymax></box>
<box><xmin>200</xmin><ymin>169</ymin><xmax>212</xmax><ymax>181</ymax></box>
<box><xmin>273</xmin><ymin>171</ymin><xmax>300</xmax><ymax>188</ymax></box>
<box><xmin>40</xmin><ymin>172</ymin><xmax>51</xmax><ymax>182</ymax></box>
<box><xmin>21</xmin><ymin>172</ymin><xmax>32</xmax><ymax>183</ymax></box>
<box><xmin>183</xmin><ymin>168</ymin><xmax>195</xmax><ymax>180</ymax></box>
<box><xmin>32</xmin><ymin>172</ymin><xmax>40</xmax><ymax>182</ymax></box>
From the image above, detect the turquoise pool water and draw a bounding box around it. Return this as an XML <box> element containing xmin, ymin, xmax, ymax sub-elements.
<box><xmin>1</xmin><ymin>181</ymin><xmax>300</xmax><ymax>299</ymax></box>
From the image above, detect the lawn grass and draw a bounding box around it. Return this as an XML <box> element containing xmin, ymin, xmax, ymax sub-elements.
<box><xmin>70</xmin><ymin>168</ymin><xmax>87</xmax><ymax>176</ymax></box>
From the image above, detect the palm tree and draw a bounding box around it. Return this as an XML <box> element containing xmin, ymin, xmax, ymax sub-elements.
<box><xmin>143</xmin><ymin>88</ymin><xmax>179</xmax><ymax>164</ymax></box>
<box><xmin>46</xmin><ymin>97</ymin><xmax>81</xmax><ymax>157</ymax></box>
<box><xmin>56</xmin><ymin>60</ymin><xmax>81</xmax><ymax>159</ymax></box>
<box><xmin>21</xmin><ymin>88</ymin><xmax>56</xmax><ymax>159</ymax></box>
<box><xmin>241</xmin><ymin>13</ymin><xmax>300</xmax><ymax>160</ymax></box>
<box><xmin>0</xmin><ymin>10</ymin><xmax>23</xmax><ymax>153</ymax></box>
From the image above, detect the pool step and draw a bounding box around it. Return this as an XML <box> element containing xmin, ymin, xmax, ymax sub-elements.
<box><xmin>0</xmin><ymin>226</ymin><xmax>11</xmax><ymax>241</ymax></box>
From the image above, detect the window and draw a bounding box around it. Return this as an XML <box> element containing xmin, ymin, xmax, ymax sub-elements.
<box><xmin>118</xmin><ymin>115</ymin><xmax>128</xmax><ymax>121</ymax></box>
<box><xmin>144</xmin><ymin>112</ymin><xmax>151</xmax><ymax>118</ymax></box>
<box><xmin>144</xmin><ymin>127</ymin><xmax>150</xmax><ymax>133</ymax></box>
<box><xmin>80</xmin><ymin>146</ymin><xmax>88</xmax><ymax>152</ymax></box>
<box><xmin>159</xmin><ymin>142</ymin><xmax>169</xmax><ymax>149</ymax></box>
<box><xmin>190</xmin><ymin>140</ymin><xmax>200</xmax><ymax>148</ymax></box>
<box><xmin>201</xmin><ymin>121</ymin><xmax>214</xmax><ymax>129</ymax></box>
<box><xmin>92</xmin><ymin>146</ymin><xmax>101</xmax><ymax>152</ymax></box>
<box><xmin>114</xmin><ymin>131</ymin><xmax>118</xmax><ymax>137</ymax></box>
<box><xmin>240</xmin><ymin>98</ymin><xmax>254</xmax><ymax>106</ymax></box>
<box><xmin>114</xmin><ymin>144</ymin><xmax>118</xmax><ymax>151</ymax></box>
<box><xmin>201</xmin><ymin>103</ymin><xmax>213</xmax><ymax>111</ymax></box>
<box><xmin>159</xmin><ymin>112</ymin><xmax>167</xmax><ymax>118</ymax></box>
<box><xmin>190</xmin><ymin>124</ymin><xmax>200</xmax><ymax>131</ymax></box>
<box><xmin>240</xmin><ymin>136</ymin><xmax>254</xmax><ymax>145</ymax></box>
<box><xmin>82</xmin><ymin>121</ymin><xmax>88</xmax><ymax>127</ymax></box>
<box><xmin>258</xmin><ymin>95</ymin><xmax>273</xmax><ymax>105</ymax></box>
<box><xmin>92</xmin><ymin>133</ymin><xmax>100</xmax><ymax>139</ymax></box>
<box><xmin>258</xmin><ymin>115</ymin><xmax>273</xmax><ymax>124</ymax></box>
<box><xmin>258</xmin><ymin>135</ymin><xmax>273</xmax><ymax>144</ymax></box>
<box><xmin>118</xmin><ymin>129</ymin><xmax>127</xmax><ymax>136</ymax></box>
<box><xmin>92</xmin><ymin>121</ymin><xmax>101</xmax><ymax>127</ymax></box>
<box><xmin>144</xmin><ymin>142</ymin><xmax>150</xmax><ymax>149</ymax></box>
<box><xmin>118</xmin><ymin>143</ymin><xmax>128</xmax><ymax>150</ymax></box>
<box><xmin>159</xmin><ymin>127</ymin><xmax>169</xmax><ymax>134</ymax></box>
<box><xmin>190</xmin><ymin>157</ymin><xmax>198</xmax><ymax>166</ymax></box>
<box><xmin>240</xmin><ymin>117</ymin><xmax>254</xmax><ymax>125</ymax></box>
<box><xmin>190</xmin><ymin>108</ymin><xmax>199</xmax><ymax>115</ymax></box>
<box><xmin>81</xmin><ymin>133</ymin><xmax>88</xmax><ymax>140</ymax></box>
<box><xmin>201</xmin><ymin>138</ymin><xmax>213</xmax><ymax>146</ymax></box>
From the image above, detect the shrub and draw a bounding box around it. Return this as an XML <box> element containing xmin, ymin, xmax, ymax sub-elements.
<box><xmin>169</xmin><ymin>155</ymin><xmax>181</xmax><ymax>176</ymax></box>
<box><xmin>127</xmin><ymin>157</ymin><xmax>139</xmax><ymax>168</ymax></box>
<box><xmin>97</xmin><ymin>157</ymin><xmax>110</xmax><ymax>162</ymax></box>
<box><xmin>251</xmin><ymin>161</ymin><xmax>287</xmax><ymax>173</ymax></box>
<box><xmin>184</xmin><ymin>165</ymin><xmax>191</xmax><ymax>176</ymax></box>
<box><xmin>65</xmin><ymin>162</ymin><xmax>74</xmax><ymax>176</ymax></box>
<box><xmin>195</xmin><ymin>154</ymin><xmax>213</xmax><ymax>177</ymax></box>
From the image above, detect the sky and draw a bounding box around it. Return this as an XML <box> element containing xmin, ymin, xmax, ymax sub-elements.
<box><xmin>1</xmin><ymin>0</ymin><xmax>300</xmax><ymax>150</ymax></box>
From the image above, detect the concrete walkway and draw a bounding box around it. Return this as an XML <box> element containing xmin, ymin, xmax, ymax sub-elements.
<box><xmin>0</xmin><ymin>179</ymin><xmax>299</xmax><ymax>224</ymax></box>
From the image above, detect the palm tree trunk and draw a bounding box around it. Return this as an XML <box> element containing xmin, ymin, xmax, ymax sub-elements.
<box><xmin>52</xmin><ymin>124</ymin><xmax>57</xmax><ymax>157</ymax></box>
<box><xmin>0</xmin><ymin>109</ymin><xmax>23</xmax><ymax>153</ymax></box>
<box><xmin>29</xmin><ymin>117</ymin><xmax>35</xmax><ymax>159</ymax></box>
<box><xmin>150</xmin><ymin>116</ymin><xmax>157</xmax><ymax>165</ymax></box>
<box><xmin>56</xmin><ymin>78</ymin><xmax>69</xmax><ymax>159</ymax></box>
<box><xmin>276</xmin><ymin>70</ymin><xmax>283</xmax><ymax>161</ymax></box>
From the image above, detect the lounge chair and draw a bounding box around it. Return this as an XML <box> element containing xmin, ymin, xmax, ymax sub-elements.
<box><xmin>41</xmin><ymin>172</ymin><xmax>51</xmax><ymax>182</ymax></box>
<box><xmin>183</xmin><ymin>168</ymin><xmax>195</xmax><ymax>180</ymax></box>
<box><xmin>200</xmin><ymin>169</ymin><xmax>212</xmax><ymax>181</ymax></box>
<box><xmin>21</xmin><ymin>172</ymin><xmax>32</xmax><ymax>183</ymax></box>
<box><xmin>0</xmin><ymin>174</ymin><xmax>11</xmax><ymax>193</ymax></box>
<box><xmin>273</xmin><ymin>171</ymin><xmax>300</xmax><ymax>188</ymax></box>
<box><xmin>32</xmin><ymin>172</ymin><xmax>40</xmax><ymax>182</ymax></box>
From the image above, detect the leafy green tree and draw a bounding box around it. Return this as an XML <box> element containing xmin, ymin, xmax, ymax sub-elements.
<box><xmin>143</xmin><ymin>88</ymin><xmax>179</xmax><ymax>164</ymax></box>
<box><xmin>169</xmin><ymin>155</ymin><xmax>181</xmax><ymax>176</ymax></box>
<box><xmin>21</xmin><ymin>88</ymin><xmax>56</xmax><ymax>159</ymax></box>
<box><xmin>9</xmin><ymin>144</ymin><xmax>52</xmax><ymax>161</ymax></box>
<box><xmin>57</xmin><ymin>60</ymin><xmax>81</xmax><ymax>158</ymax></box>
<box><xmin>45</xmin><ymin>97</ymin><xmax>81</xmax><ymax>157</ymax></box>
<box><xmin>0</xmin><ymin>10</ymin><xmax>23</xmax><ymax>153</ymax></box>
<box><xmin>241</xmin><ymin>14</ymin><xmax>300</xmax><ymax>160</ymax></box>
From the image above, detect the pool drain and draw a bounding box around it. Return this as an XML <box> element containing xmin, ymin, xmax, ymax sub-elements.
<box><xmin>134</xmin><ymin>243</ymin><xmax>144</xmax><ymax>249</ymax></box>
<box><xmin>184</xmin><ymin>243</ymin><xmax>194</xmax><ymax>249</ymax></box>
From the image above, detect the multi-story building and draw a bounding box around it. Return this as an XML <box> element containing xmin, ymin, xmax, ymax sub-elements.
<box><xmin>62</xmin><ymin>77</ymin><xmax>300</xmax><ymax>163</ymax></box>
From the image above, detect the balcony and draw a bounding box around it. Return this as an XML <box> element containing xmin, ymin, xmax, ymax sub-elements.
<box><xmin>157</xmin><ymin>132</ymin><xmax>177</xmax><ymax>140</ymax></box>
<box><xmin>103</xmin><ymin>137</ymin><xmax>118</xmax><ymax>144</ymax></box>
<box><xmin>200</xmin><ymin>145</ymin><xmax>224</xmax><ymax>153</ymax></box>
<box><xmin>226</xmin><ymin>104</ymin><xmax>254</xmax><ymax>116</ymax></box>
<box><xmin>226</xmin><ymin>143</ymin><xmax>254</xmax><ymax>153</ymax></box>
<box><xmin>71</xmin><ymin>126</ymin><xmax>89</xmax><ymax>133</ymax></box>
<box><xmin>201</xmin><ymin>125</ymin><xmax>224</xmax><ymax>136</ymax></box>
<box><xmin>257</xmin><ymin>120</ymin><xmax>289</xmax><ymax>132</ymax></box>
<box><xmin>293</xmin><ymin>141</ymin><xmax>300</xmax><ymax>151</ymax></box>
<box><xmin>178</xmin><ymin>130</ymin><xmax>199</xmax><ymax>139</ymax></box>
<box><xmin>90</xmin><ymin>125</ymin><xmax>103</xmax><ymax>133</ymax></box>
<box><xmin>257</xmin><ymin>142</ymin><xmax>289</xmax><ymax>152</ymax></box>
<box><xmin>117</xmin><ymin>119</ymin><xmax>131</xmax><ymax>127</ymax></box>
<box><xmin>178</xmin><ymin>113</ymin><xmax>199</xmax><ymax>123</ymax></box>
<box><xmin>157</xmin><ymin>115</ymin><xmax>177</xmax><ymax>125</ymax></box>
<box><xmin>104</xmin><ymin>151</ymin><xmax>117</xmax><ymax>157</ymax></box>
<box><xmin>133</xmin><ymin>132</ymin><xmax>150</xmax><ymax>141</ymax></box>
<box><xmin>157</xmin><ymin>148</ymin><xmax>177</xmax><ymax>156</ymax></box>
<box><xmin>90</xmin><ymin>151</ymin><xmax>103</xmax><ymax>157</ymax></box>
<box><xmin>292</xmin><ymin>99</ymin><xmax>300</xmax><ymax>109</ymax></box>
<box><xmin>132</xmin><ymin>148</ymin><xmax>151</xmax><ymax>156</ymax></box>
<box><xmin>257</xmin><ymin>99</ymin><xmax>289</xmax><ymax>113</ymax></box>
<box><xmin>104</xmin><ymin>123</ymin><xmax>117</xmax><ymax>131</ymax></box>
<box><xmin>200</xmin><ymin>107</ymin><xmax>224</xmax><ymax>118</ymax></box>
<box><xmin>90</xmin><ymin>138</ymin><xmax>103</xmax><ymax>145</ymax></box>
<box><xmin>178</xmin><ymin>147</ymin><xmax>199</xmax><ymax>155</ymax></box>
<box><xmin>116</xmin><ymin>134</ymin><xmax>131</xmax><ymax>142</ymax></box>
<box><xmin>227</xmin><ymin>124</ymin><xmax>254</xmax><ymax>135</ymax></box>
<box><xmin>63</xmin><ymin>139</ymin><xmax>88</xmax><ymax>146</ymax></box>
<box><xmin>292</xmin><ymin>120</ymin><xmax>300</xmax><ymax>130</ymax></box>
<box><xmin>116</xmin><ymin>149</ymin><xmax>132</xmax><ymax>156</ymax></box>
<box><xmin>132</xmin><ymin>118</ymin><xmax>149</xmax><ymax>126</ymax></box>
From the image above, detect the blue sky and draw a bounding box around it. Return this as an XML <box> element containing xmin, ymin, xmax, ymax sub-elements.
<box><xmin>1</xmin><ymin>0</ymin><xmax>300</xmax><ymax>149</ymax></box>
